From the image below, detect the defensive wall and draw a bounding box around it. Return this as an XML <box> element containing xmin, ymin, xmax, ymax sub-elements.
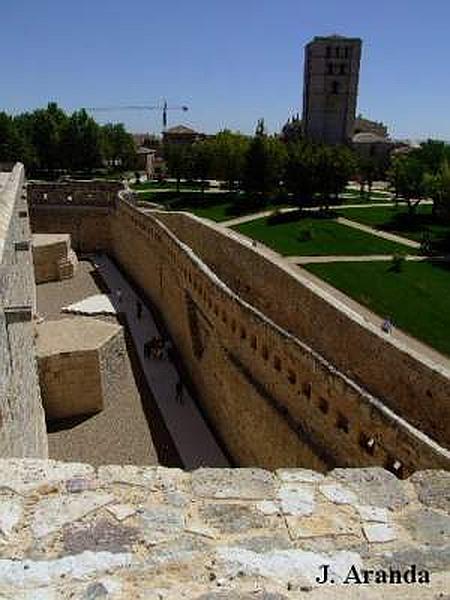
<box><xmin>28</xmin><ymin>182</ymin><xmax>450</xmax><ymax>475</ymax></box>
<box><xmin>154</xmin><ymin>211</ymin><xmax>450</xmax><ymax>450</ymax></box>
<box><xmin>0</xmin><ymin>165</ymin><xmax>47</xmax><ymax>458</ymax></box>
<box><xmin>27</xmin><ymin>179</ymin><xmax>124</xmax><ymax>252</ymax></box>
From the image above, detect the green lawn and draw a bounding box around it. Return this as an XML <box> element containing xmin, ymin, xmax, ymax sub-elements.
<box><xmin>137</xmin><ymin>191</ymin><xmax>291</xmax><ymax>222</ymax></box>
<box><xmin>304</xmin><ymin>261</ymin><xmax>450</xmax><ymax>356</ymax></box>
<box><xmin>131</xmin><ymin>180</ymin><xmax>208</xmax><ymax>191</ymax></box>
<box><xmin>338</xmin><ymin>203</ymin><xmax>450</xmax><ymax>244</ymax></box>
<box><xmin>233</xmin><ymin>215</ymin><xmax>414</xmax><ymax>256</ymax></box>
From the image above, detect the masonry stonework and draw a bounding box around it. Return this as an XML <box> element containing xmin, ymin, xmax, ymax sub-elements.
<box><xmin>0</xmin><ymin>459</ymin><xmax>448</xmax><ymax>598</ymax></box>
<box><xmin>155</xmin><ymin>211</ymin><xmax>450</xmax><ymax>451</ymax></box>
<box><xmin>27</xmin><ymin>182</ymin><xmax>450</xmax><ymax>474</ymax></box>
<box><xmin>0</xmin><ymin>165</ymin><xmax>47</xmax><ymax>458</ymax></box>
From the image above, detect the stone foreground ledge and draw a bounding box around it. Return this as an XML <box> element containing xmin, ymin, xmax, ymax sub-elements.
<box><xmin>0</xmin><ymin>460</ymin><xmax>448</xmax><ymax>599</ymax></box>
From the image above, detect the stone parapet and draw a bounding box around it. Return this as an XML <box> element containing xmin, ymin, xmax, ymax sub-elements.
<box><xmin>0</xmin><ymin>165</ymin><xmax>47</xmax><ymax>458</ymax></box>
<box><xmin>0</xmin><ymin>460</ymin><xmax>448</xmax><ymax>598</ymax></box>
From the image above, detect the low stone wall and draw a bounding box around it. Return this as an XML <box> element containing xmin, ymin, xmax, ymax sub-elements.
<box><xmin>0</xmin><ymin>459</ymin><xmax>448</xmax><ymax>598</ymax></box>
<box><xmin>29</xmin><ymin>206</ymin><xmax>113</xmax><ymax>253</ymax></box>
<box><xmin>109</xmin><ymin>201</ymin><xmax>450</xmax><ymax>474</ymax></box>
<box><xmin>155</xmin><ymin>211</ymin><xmax>450</xmax><ymax>450</ymax></box>
<box><xmin>0</xmin><ymin>165</ymin><xmax>47</xmax><ymax>458</ymax></box>
<box><xmin>27</xmin><ymin>179</ymin><xmax>123</xmax><ymax>207</ymax></box>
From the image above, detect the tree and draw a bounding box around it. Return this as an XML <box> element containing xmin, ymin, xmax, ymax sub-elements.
<box><xmin>387</xmin><ymin>154</ymin><xmax>428</xmax><ymax>215</ymax></box>
<box><xmin>60</xmin><ymin>109</ymin><xmax>103</xmax><ymax>172</ymax></box>
<box><xmin>284</xmin><ymin>141</ymin><xmax>319</xmax><ymax>205</ymax></box>
<box><xmin>190</xmin><ymin>140</ymin><xmax>214</xmax><ymax>194</ymax></box>
<box><xmin>164</xmin><ymin>144</ymin><xmax>190</xmax><ymax>192</ymax></box>
<box><xmin>355</xmin><ymin>155</ymin><xmax>380</xmax><ymax>197</ymax></box>
<box><xmin>210</xmin><ymin>130</ymin><xmax>249</xmax><ymax>191</ymax></box>
<box><xmin>243</xmin><ymin>119</ymin><xmax>286</xmax><ymax>200</ymax></box>
<box><xmin>281</xmin><ymin>115</ymin><xmax>303</xmax><ymax>143</ymax></box>
<box><xmin>426</xmin><ymin>161</ymin><xmax>450</xmax><ymax>222</ymax></box>
<box><xmin>101</xmin><ymin>123</ymin><xmax>137</xmax><ymax>171</ymax></box>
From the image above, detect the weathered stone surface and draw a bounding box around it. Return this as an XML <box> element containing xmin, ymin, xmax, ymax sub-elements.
<box><xmin>0</xmin><ymin>551</ymin><xmax>133</xmax><ymax>588</ymax></box>
<box><xmin>199</xmin><ymin>503</ymin><xmax>268</xmax><ymax>534</ymax></box>
<box><xmin>356</xmin><ymin>505</ymin><xmax>390</xmax><ymax>523</ymax></box>
<box><xmin>0</xmin><ymin>459</ymin><xmax>94</xmax><ymax>495</ymax></box>
<box><xmin>32</xmin><ymin>491</ymin><xmax>115</xmax><ymax>538</ymax></box>
<box><xmin>63</xmin><ymin>518</ymin><xmax>138</xmax><ymax>555</ymax></box>
<box><xmin>319</xmin><ymin>483</ymin><xmax>358</xmax><ymax>505</ymax></box>
<box><xmin>139</xmin><ymin>505</ymin><xmax>185</xmax><ymax>544</ymax></box>
<box><xmin>370</xmin><ymin>545</ymin><xmax>450</xmax><ymax>573</ymax></box>
<box><xmin>276</xmin><ymin>469</ymin><xmax>324</xmax><ymax>484</ymax></box>
<box><xmin>287</xmin><ymin>513</ymin><xmax>359</xmax><ymax>540</ymax></box>
<box><xmin>330</xmin><ymin>468</ymin><xmax>413</xmax><ymax>509</ymax></box>
<box><xmin>216</xmin><ymin>546</ymin><xmax>362</xmax><ymax>585</ymax></box>
<box><xmin>409</xmin><ymin>470</ymin><xmax>450</xmax><ymax>512</ymax></box>
<box><xmin>105</xmin><ymin>503</ymin><xmax>138</xmax><ymax>521</ymax></box>
<box><xmin>0</xmin><ymin>498</ymin><xmax>23</xmax><ymax>537</ymax></box>
<box><xmin>192</xmin><ymin>469</ymin><xmax>275</xmax><ymax>499</ymax></box>
<box><xmin>400</xmin><ymin>508</ymin><xmax>450</xmax><ymax>544</ymax></box>
<box><xmin>278</xmin><ymin>484</ymin><xmax>315</xmax><ymax>516</ymax></box>
<box><xmin>0</xmin><ymin>460</ymin><xmax>448</xmax><ymax>598</ymax></box>
<box><xmin>363</xmin><ymin>523</ymin><xmax>397</xmax><ymax>543</ymax></box>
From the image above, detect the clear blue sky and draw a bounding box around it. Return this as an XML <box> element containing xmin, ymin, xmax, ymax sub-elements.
<box><xmin>1</xmin><ymin>0</ymin><xmax>449</xmax><ymax>139</ymax></box>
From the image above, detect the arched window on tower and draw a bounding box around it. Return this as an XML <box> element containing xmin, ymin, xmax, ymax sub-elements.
<box><xmin>326</xmin><ymin>46</ymin><xmax>331</xmax><ymax>58</ymax></box>
<box><xmin>331</xmin><ymin>80</ymin><xmax>340</xmax><ymax>94</ymax></box>
<box><xmin>327</xmin><ymin>62</ymin><xmax>334</xmax><ymax>75</ymax></box>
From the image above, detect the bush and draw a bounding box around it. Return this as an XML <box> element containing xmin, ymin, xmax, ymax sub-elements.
<box><xmin>390</xmin><ymin>253</ymin><xmax>405</xmax><ymax>273</ymax></box>
<box><xmin>297</xmin><ymin>226</ymin><xmax>314</xmax><ymax>242</ymax></box>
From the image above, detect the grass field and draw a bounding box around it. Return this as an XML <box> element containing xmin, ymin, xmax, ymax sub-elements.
<box><xmin>233</xmin><ymin>215</ymin><xmax>414</xmax><ymax>256</ymax></box>
<box><xmin>338</xmin><ymin>203</ymin><xmax>450</xmax><ymax>243</ymax></box>
<box><xmin>304</xmin><ymin>260</ymin><xmax>450</xmax><ymax>356</ymax></box>
<box><xmin>137</xmin><ymin>191</ymin><xmax>290</xmax><ymax>222</ymax></box>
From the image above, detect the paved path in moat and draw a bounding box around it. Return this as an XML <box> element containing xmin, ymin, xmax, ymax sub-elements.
<box><xmin>90</xmin><ymin>254</ymin><xmax>230</xmax><ymax>470</ymax></box>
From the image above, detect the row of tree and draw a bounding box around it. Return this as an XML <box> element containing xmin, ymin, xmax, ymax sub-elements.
<box><xmin>165</xmin><ymin>119</ymin><xmax>356</xmax><ymax>207</ymax></box>
<box><xmin>0</xmin><ymin>102</ymin><xmax>137</xmax><ymax>175</ymax></box>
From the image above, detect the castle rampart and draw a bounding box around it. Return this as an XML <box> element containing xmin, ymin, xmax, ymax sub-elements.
<box><xmin>26</xmin><ymin>182</ymin><xmax>450</xmax><ymax>473</ymax></box>
<box><xmin>154</xmin><ymin>211</ymin><xmax>450</xmax><ymax>450</ymax></box>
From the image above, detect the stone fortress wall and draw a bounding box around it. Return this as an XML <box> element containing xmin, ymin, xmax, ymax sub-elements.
<box><xmin>0</xmin><ymin>165</ymin><xmax>47</xmax><ymax>457</ymax></box>
<box><xmin>155</xmin><ymin>211</ymin><xmax>450</xmax><ymax>450</ymax></box>
<box><xmin>27</xmin><ymin>180</ymin><xmax>450</xmax><ymax>474</ymax></box>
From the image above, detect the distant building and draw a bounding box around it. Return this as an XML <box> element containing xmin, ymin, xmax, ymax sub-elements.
<box><xmin>351</xmin><ymin>132</ymin><xmax>393</xmax><ymax>168</ymax></box>
<box><xmin>136</xmin><ymin>147</ymin><xmax>156</xmax><ymax>177</ymax></box>
<box><xmin>302</xmin><ymin>35</ymin><xmax>362</xmax><ymax>145</ymax></box>
<box><xmin>162</xmin><ymin>125</ymin><xmax>205</xmax><ymax>146</ymax></box>
<box><xmin>354</xmin><ymin>115</ymin><xmax>389</xmax><ymax>139</ymax></box>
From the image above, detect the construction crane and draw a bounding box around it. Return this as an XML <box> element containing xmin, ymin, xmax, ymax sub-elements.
<box><xmin>85</xmin><ymin>100</ymin><xmax>189</xmax><ymax>132</ymax></box>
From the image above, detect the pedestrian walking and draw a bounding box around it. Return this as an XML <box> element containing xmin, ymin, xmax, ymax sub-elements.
<box><xmin>381</xmin><ymin>317</ymin><xmax>393</xmax><ymax>334</ymax></box>
<box><xmin>175</xmin><ymin>378</ymin><xmax>183</xmax><ymax>404</ymax></box>
<box><xmin>116</xmin><ymin>288</ymin><xmax>122</xmax><ymax>305</ymax></box>
<box><xmin>136</xmin><ymin>299</ymin><xmax>142</xmax><ymax>320</ymax></box>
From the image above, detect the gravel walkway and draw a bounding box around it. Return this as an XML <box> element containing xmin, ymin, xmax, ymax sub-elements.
<box><xmin>38</xmin><ymin>260</ymin><xmax>180</xmax><ymax>468</ymax></box>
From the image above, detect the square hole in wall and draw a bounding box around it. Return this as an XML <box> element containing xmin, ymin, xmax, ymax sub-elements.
<box><xmin>336</xmin><ymin>412</ymin><xmax>350</xmax><ymax>433</ymax></box>
<box><xmin>319</xmin><ymin>397</ymin><xmax>329</xmax><ymax>414</ymax></box>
